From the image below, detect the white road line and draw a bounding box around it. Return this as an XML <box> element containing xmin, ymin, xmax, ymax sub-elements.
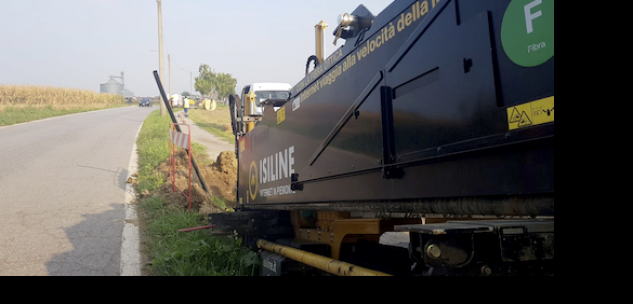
<box><xmin>120</xmin><ymin>120</ymin><xmax>144</xmax><ymax>276</ymax></box>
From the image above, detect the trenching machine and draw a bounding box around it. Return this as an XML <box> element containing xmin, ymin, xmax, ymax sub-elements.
<box><xmin>219</xmin><ymin>0</ymin><xmax>554</xmax><ymax>276</ymax></box>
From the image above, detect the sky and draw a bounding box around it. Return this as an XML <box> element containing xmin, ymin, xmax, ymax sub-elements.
<box><xmin>0</xmin><ymin>0</ymin><xmax>394</xmax><ymax>97</ymax></box>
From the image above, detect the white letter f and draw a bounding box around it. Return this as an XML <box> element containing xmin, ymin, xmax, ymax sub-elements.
<box><xmin>525</xmin><ymin>0</ymin><xmax>543</xmax><ymax>34</ymax></box>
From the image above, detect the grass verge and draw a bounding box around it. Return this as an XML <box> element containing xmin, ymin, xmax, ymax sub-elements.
<box><xmin>134</xmin><ymin>110</ymin><xmax>258</xmax><ymax>276</ymax></box>
<box><xmin>135</xmin><ymin>111</ymin><xmax>211</xmax><ymax>194</ymax></box>
<box><xmin>138</xmin><ymin>197</ymin><xmax>258</xmax><ymax>276</ymax></box>
<box><xmin>187</xmin><ymin>105</ymin><xmax>235</xmax><ymax>144</ymax></box>
<box><xmin>0</xmin><ymin>104</ymin><xmax>130</xmax><ymax>127</ymax></box>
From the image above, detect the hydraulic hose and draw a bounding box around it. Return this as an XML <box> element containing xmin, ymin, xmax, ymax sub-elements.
<box><xmin>305</xmin><ymin>55</ymin><xmax>319</xmax><ymax>76</ymax></box>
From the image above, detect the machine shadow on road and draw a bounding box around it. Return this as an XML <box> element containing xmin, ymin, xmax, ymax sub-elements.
<box><xmin>74</xmin><ymin>166</ymin><xmax>130</xmax><ymax>193</ymax></box>
<box><xmin>45</xmin><ymin>203</ymin><xmax>126</xmax><ymax>276</ymax></box>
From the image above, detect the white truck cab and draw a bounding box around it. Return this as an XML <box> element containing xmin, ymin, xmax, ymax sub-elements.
<box><xmin>240</xmin><ymin>83</ymin><xmax>292</xmax><ymax>115</ymax></box>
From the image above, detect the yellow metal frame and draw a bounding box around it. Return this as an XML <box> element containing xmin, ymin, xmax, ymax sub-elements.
<box><xmin>243</xmin><ymin>91</ymin><xmax>257</xmax><ymax>133</ymax></box>
<box><xmin>294</xmin><ymin>218</ymin><xmax>382</xmax><ymax>260</ymax></box>
<box><xmin>291</xmin><ymin>211</ymin><xmax>421</xmax><ymax>260</ymax></box>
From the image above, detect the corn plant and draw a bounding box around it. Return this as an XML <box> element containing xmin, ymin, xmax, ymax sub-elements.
<box><xmin>0</xmin><ymin>84</ymin><xmax>124</xmax><ymax>110</ymax></box>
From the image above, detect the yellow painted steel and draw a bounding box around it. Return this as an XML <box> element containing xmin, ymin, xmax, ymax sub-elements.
<box><xmin>245</xmin><ymin>91</ymin><xmax>256</xmax><ymax>133</ymax></box>
<box><xmin>315</xmin><ymin>20</ymin><xmax>328</xmax><ymax>63</ymax></box>
<box><xmin>257</xmin><ymin>239</ymin><xmax>391</xmax><ymax>276</ymax></box>
<box><xmin>293</xmin><ymin>218</ymin><xmax>382</xmax><ymax>260</ymax></box>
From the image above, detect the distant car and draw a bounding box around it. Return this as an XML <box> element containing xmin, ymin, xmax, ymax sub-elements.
<box><xmin>139</xmin><ymin>98</ymin><xmax>151</xmax><ymax>107</ymax></box>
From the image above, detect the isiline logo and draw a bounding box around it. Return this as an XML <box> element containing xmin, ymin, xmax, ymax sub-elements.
<box><xmin>249</xmin><ymin>161</ymin><xmax>258</xmax><ymax>201</ymax></box>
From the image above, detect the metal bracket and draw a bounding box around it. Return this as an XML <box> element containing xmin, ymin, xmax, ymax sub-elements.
<box><xmin>239</xmin><ymin>116</ymin><xmax>260</xmax><ymax>122</ymax></box>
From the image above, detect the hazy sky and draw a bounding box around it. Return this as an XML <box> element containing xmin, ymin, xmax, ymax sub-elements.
<box><xmin>1</xmin><ymin>0</ymin><xmax>394</xmax><ymax>97</ymax></box>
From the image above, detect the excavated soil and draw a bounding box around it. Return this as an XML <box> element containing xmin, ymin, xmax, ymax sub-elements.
<box><xmin>142</xmin><ymin>150</ymin><xmax>238</xmax><ymax>213</ymax></box>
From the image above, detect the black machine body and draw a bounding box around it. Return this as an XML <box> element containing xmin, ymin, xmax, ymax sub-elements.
<box><xmin>224</xmin><ymin>0</ymin><xmax>554</xmax><ymax>276</ymax></box>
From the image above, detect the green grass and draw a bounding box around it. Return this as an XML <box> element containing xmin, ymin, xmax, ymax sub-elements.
<box><xmin>135</xmin><ymin>110</ymin><xmax>258</xmax><ymax>276</ymax></box>
<box><xmin>135</xmin><ymin>110</ymin><xmax>173</xmax><ymax>194</ymax></box>
<box><xmin>135</xmin><ymin>110</ymin><xmax>211</xmax><ymax>194</ymax></box>
<box><xmin>0</xmin><ymin>104</ymin><xmax>129</xmax><ymax>127</ymax></box>
<box><xmin>187</xmin><ymin>105</ymin><xmax>235</xmax><ymax>144</ymax></box>
<box><xmin>138</xmin><ymin>197</ymin><xmax>258</xmax><ymax>276</ymax></box>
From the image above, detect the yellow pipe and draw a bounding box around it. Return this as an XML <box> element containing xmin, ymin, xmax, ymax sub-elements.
<box><xmin>257</xmin><ymin>239</ymin><xmax>391</xmax><ymax>276</ymax></box>
<box><xmin>315</xmin><ymin>20</ymin><xmax>328</xmax><ymax>64</ymax></box>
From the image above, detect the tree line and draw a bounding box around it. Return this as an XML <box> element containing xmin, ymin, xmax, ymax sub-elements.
<box><xmin>193</xmin><ymin>64</ymin><xmax>237</xmax><ymax>100</ymax></box>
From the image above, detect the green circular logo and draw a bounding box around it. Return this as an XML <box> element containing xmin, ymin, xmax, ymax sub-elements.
<box><xmin>501</xmin><ymin>0</ymin><xmax>555</xmax><ymax>67</ymax></box>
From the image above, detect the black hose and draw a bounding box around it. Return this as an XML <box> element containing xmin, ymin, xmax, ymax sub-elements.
<box><xmin>305</xmin><ymin>55</ymin><xmax>319</xmax><ymax>76</ymax></box>
<box><xmin>228</xmin><ymin>94</ymin><xmax>240</xmax><ymax>137</ymax></box>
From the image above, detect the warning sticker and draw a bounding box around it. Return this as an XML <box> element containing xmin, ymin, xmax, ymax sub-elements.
<box><xmin>239</xmin><ymin>138</ymin><xmax>246</xmax><ymax>152</ymax></box>
<box><xmin>507</xmin><ymin>96</ymin><xmax>554</xmax><ymax>130</ymax></box>
<box><xmin>277</xmin><ymin>106</ymin><xmax>286</xmax><ymax>125</ymax></box>
<box><xmin>292</xmin><ymin>96</ymin><xmax>301</xmax><ymax>112</ymax></box>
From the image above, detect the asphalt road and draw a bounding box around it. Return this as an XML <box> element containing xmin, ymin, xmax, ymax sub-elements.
<box><xmin>0</xmin><ymin>106</ymin><xmax>154</xmax><ymax>276</ymax></box>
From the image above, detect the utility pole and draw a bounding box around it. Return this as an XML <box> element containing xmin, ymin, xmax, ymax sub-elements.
<box><xmin>157</xmin><ymin>0</ymin><xmax>166</xmax><ymax>116</ymax></box>
<box><xmin>168</xmin><ymin>54</ymin><xmax>172</xmax><ymax>98</ymax></box>
<box><xmin>190</xmin><ymin>71</ymin><xmax>193</xmax><ymax>96</ymax></box>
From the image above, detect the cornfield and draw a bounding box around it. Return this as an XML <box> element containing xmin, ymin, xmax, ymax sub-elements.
<box><xmin>0</xmin><ymin>84</ymin><xmax>125</xmax><ymax>111</ymax></box>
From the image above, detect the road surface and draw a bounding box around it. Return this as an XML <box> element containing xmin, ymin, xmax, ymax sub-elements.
<box><xmin>0</xmin><ymin>107</ymin><xmax>154</xmax><ymax>276</ymax></box>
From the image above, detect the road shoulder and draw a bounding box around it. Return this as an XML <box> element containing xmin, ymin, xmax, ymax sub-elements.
<box><xmin>120</xmin><ymin>121</ymin><xmax>144</xmax><ymax>276</ymax></box>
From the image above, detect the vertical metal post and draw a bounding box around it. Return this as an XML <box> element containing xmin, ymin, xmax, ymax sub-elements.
<box><xmin>187</xmin><ymin>124</ymin><xmax>192</xmax><ymax>210</ymax></box>
<box><xmin>315</xmin><ymin>20</ymin><xmax>328</xmax><ymax>63</ymax></box>
<box><xmin>168</xmin><ymin>54</ymin><xmax>172</xmax><ymax>99</ymax></box>
<box><xmin>244</xmin><ymin>91</ymin><xmax>256</xmax><ymax>133</ymax></box>
<box><xmin>170</xmin><ymin>124</ymin><xmax>176</xmax><ymax>193</ymax></box>
<box><xmin>157</xmin><ymin>0</ymin><xmax>167</xmax><ymax>116</ymax></box>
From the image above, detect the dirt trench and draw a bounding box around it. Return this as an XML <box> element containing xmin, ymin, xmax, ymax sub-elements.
<box><xmin>141</xmin><ymin>150</ymin><xmax>238</xmax><ymax>213</ymax></box>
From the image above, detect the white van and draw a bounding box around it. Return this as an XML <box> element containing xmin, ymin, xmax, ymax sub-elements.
<box><xmin>240</xmin><ymin>83</ymin><xmax>292</xmax><ymax>115</ymax></box>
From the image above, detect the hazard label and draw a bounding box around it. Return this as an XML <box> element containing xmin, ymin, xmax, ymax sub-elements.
<box><xmin>239</xmin><ymin>138</ymin><xmax>246</xmax><ymax>152</ymax></box>
<box><xmin>277</xmin><ymin>106</ymin><xmax>286</xmax><ymax>125</ymax></box>
<box><xmin>507</xmin><ymin>96</ymin><xmax>554</xmax><ymax>130</ymax></box>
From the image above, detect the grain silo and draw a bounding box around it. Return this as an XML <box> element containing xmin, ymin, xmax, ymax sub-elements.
<box><xmin>100</xmin><ymin>72</ymin><xmax>134</xmax><ymax>99</ymax></box>
<box><xmin>100</xmin><ymin>78</ymin><xmax>124</xmax><ymax>94</ymax></box>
